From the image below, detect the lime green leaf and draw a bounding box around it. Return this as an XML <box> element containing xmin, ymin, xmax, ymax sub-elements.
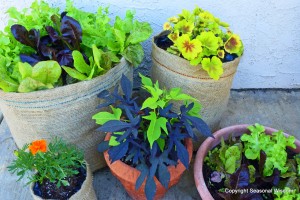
<box><xmin>122</xmin><ymin>44</ymin><xmax>144</xmax><ymax>67</ymax></box>
<box><xmin>201</xmin><ymin>56</ymin><xmax>223</xmax><ymax>80</ymax></box>
<box><xmin>187</xmin><ymin>101</ymin><xmax>202</xmax><ymax>117</ymax></box>
<box><xmin>18</xmin><ymin>77</ymin><xmax>46</xmax><ymax>93</ymax></box>
<box><xmin>126</xmin><ymin>21</ymin><xmax>152</xmax><ymax>45</ymax></box>
<box><xmin>139</xmin><ymin>73</ymin><xmax>153</xmax><ymax>87</ymax></box>
<box><xmin>225</xmin><ymin>156</ymin><xmax>236</xmax><ymax>174</ymax></box>
<box><xmin>105</xmin><ymin>51</ymin><xmax>120</xmax><ymax>63</ymax></box>
<box><xmin>157</xmin><ymin>138</ymin><xmax>165</xmax><ymax>152</ymax></box>
<box><xmin>32</xmin><ymin>61</ymin><xmax>62</xmax><ymax>85</ymax></box>
<box><xmin>87</xmin><ymin>65</ymin><xmax>96</xmax><ymax>80</ymax></box>
<box><xmin>113</xmin><ymin>29</ymin><xmax>126</xmax><ymax>52</ymax></box>
<box><xmin>92</xmin><ymin>44</ymin><xmax>103</xmax><ymax>71</ymax></box>
<box><xmin>141</xmin><ymin>96</ymin><xmax>159</xmax><ymax>110</ymax></box>
<box><xmin>143</xmin><ymin>112</ymin><xmax>168</xmax><ymax>148</ymax></box>
<box><xmin>248</xmin><ymin>165</ymin><xmax>256</xmax><ymax>183</ymax></box>
<box><xmin>197</xmin><ymin>31</ymin><xmax>219</xmax><ymax>51</ymax></box>
<box><xmin>109</xmin><ymin>132</ymin><xmax>124</xmax><ymax>146</ymax></box>
<box><xmin>100</xmin><ymin>52</ymin><xmax>112</xmax><ymax>71</ymax></box>
<box><xmin>92</xmin><ymin>107</ymin><xmax>122</xmax><ymax>125</ymax></box>
<box><xmin>18</xmin><ymin>62</ymin><xmax>32</xmax><ymax>79</ymax></box>
<box><xmin>72</xmin><ymin>50</ymin><xmax>91</xmax><ymax>74</ymax></box>
<box><xmin>167</xmin><ymin>87</ymin><xmax>196</xmax><ymax>101</ymax></box>
<box><xmin>0</xmin><ymin>73</ymin><xmax>19</xmax><ymax>92</ymax></box>
<box><xmin>62</xmin><ymin>66</ymin><xmax>87</xmax><ymax>81</ymax></box>
<box><xmin>190</xmin><ymin>54</ymin><xmax>203</xmax><ymax>66</ymax></box>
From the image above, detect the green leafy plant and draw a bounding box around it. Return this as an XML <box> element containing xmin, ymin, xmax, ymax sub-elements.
<box><xmin>94</xmin><ymin>74</ymin><xmax>212</xmax><ymax>200</ymax></box>
<box><xmin>204</xmin><ymin>124</ymin><xmax>300</xmax><ymax>199</ymax></box>
<box><xmin>8</xmin><ymin>138</ymin><xmax>85</xmax><ymax>187</ymax></box>
<box><xmin>158</xmin><ymin>6</ymin><xmax>243</xmax><ymax>80</ymax></box>
<box><xmin>0</xmin><ymin>0</ymin><xmax>152</xmax><ymax>93</ymax></box>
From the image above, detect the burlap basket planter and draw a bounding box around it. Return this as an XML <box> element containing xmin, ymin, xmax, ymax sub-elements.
<box><xmin>30</xmin><ymin>162</ymin><xmax>97</xmax><ymax>200</ymax></box>
<box><xmin>151</xmin><ymin>37</ymin><xmax>241</xmax><ymax>149</ymax></box>
<box><xmin>0</xmin><ymin>58</ymin><xmax>132</xmax><ymax>171</ymax></box>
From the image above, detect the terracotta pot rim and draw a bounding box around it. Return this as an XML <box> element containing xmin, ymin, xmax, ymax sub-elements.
<box><xmin>194</xmin><ymin>124</ymin><xmax>300</xmax><ymax>200</ymax></box>
<box><xmin>104</xmin><ymin>133</ymin><xmax>193</xmax><ymax>186</ymax></box>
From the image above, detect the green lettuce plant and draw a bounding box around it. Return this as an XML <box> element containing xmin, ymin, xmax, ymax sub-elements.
<box><xmin>204</xmin><ymin>124</ymin><xmax>300</xmax><ymax>199</ymax></box>
<box><xmin>0</xmin><ymin>0</ymin><xmax>152</xmax><ymax>93</ymax></box>
<box><xmin>162</xmin><ymin>6</ymin><xmax>243</xmax><ymax>80</ymax></box>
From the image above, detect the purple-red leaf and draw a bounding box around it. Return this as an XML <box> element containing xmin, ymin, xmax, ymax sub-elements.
<box><xmin>230</xmin><ymin>164</ymin><xmax>250</xmax><ymax>189</ymax></box>
<box><xmin>97</xmin><ymin>120</ymin><xmax>131</xmax><ymax>132</ymax></box>
<box><xmin>145</xmin><ymin>177</ymin><xmax>156</xmax><ymax>200</ymax></box>
<box><xmin>56</xmin><ymin>49</ymin><xmax>73</xmax><ymax>66</ymax></box>
<box><xmin>108</xmin><ymin>141</ymin><xmax>129</xmax><ymax>163</ymax></box>
<box><xmin>11</xmin><ymin>25</ymin><xmax>39</xmax><ymax>49</ymax></box>
<box><xmin>174</xmin><ymin>140</ymin><xmax>189</xmax><ymax>169</ymax></box>
<box><xmin>135</xmin><ymin>163</ymin><xmax>149</xmax><ymax>190</ymax></box>
<box><xmin>46</xmin><ymin>26</ymin><xmax>60</xmax><ymax>43</ymax></box>
<box><xmin>157</xmin><ymin>163</ymin><xmax>170</xmax><ymax>189</ymax></box>
<box><xmin>20</xmin><ymin>54</ymin><xmax>41</xmax><ymax>66</ymax></box>
<box><xmin>60</xmin><ymin>15</ymin><xmax>82</xmax><ymax>50</ymax></box>
<box><xmin>259</xmin><ymin>150</ymin><xmax>266</xmax><ymax>176</ymax></box>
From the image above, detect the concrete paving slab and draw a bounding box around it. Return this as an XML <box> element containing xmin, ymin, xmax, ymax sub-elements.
<box><xmin>0</xmin><ymin>119</ymin><xmax>31</xmax><ymax>200</ymax></box>
<box><xmin>220</xmin><ymin>90</ymin><xmax>300</xmax><ymax>139</ymax></box>
<box><xmin>0</xmin><ymin>90</ymin><xmax>299</xmax><ymax>200</ymax></box>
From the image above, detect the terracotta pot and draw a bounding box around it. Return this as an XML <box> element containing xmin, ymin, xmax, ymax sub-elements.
<box><xmin>30</xmin><ymin>162</ymin><xmax>97</xmax><ymax>200</ymax></box>
<box><xmin>194</xmin><ymin>124</ymin><xmax>300</xmax><ymax>200</ymax></box>
<box><xmin>151</xmin><ymin>31</ymin><xmax>242</xmax><ymax>150</ymax></box>
<box><xmin>104</xmin><ymin>133</ymin><xmax>193</xmax><ymax>200</ymax></box>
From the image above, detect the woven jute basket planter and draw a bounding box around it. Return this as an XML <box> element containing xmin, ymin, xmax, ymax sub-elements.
<box><xmin>104</xmin><ymin>133</ymin><xmax>193</xmax><ymax>200</ymax></box>
<box><xmin>30</xmin><ymin>162</ymin><xmax>97</xmax><ymax>200</ymax></box>
<box><xmin>151</xmin><ymin>33</ymin><xmax>241</xmax><ymax>149</ymax></box>
<box><xmin>194</xmin><ymin>124</ymin><xmax>300</xmax><ymax>200</ymax></box>
<box><xmin>0</xmin><ymin>58</ymin><xmax>132</xmax><ymax>172</ymax></box>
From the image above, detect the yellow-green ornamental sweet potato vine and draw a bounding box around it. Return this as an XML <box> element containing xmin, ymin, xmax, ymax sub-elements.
<box><xmin>164</xmin><ymin>6</ymin><xmax>244</xmax><ymax>80</ymax></box>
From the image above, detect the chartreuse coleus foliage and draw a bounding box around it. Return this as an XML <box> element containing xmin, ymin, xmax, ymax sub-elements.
<box><xmin>0</xmin><ymin>0</ymin><xmax>152</xmax><ymax>93</ymax></box>
<box><xmin>163</xmin><ymin>6</ymin><xmax>243</xmax><ymax>80</ymax></box>
<box><xmin>205</xmin><ymin>123</ymin><xmax>300</xmax><ymax>200</ymax></box>
<box><xmin>93</xmin><ymin>74</ymin><xmax>212</xmax><ymax>200</ymax></box>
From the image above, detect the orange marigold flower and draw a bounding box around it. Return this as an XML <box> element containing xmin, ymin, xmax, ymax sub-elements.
<box><xmin>29</xmin><ymin>139</ymin><xmax>47</xmax><ymax>155</ymax></box>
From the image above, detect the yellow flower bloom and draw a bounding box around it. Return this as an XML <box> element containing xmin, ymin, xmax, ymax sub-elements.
<box><xmin>168</xmin><ymin>30</ymin><xmax>179</xmax><ymax>43</ymax></box>
<box><xmin>177</xmin><ymin>34</ymin><xmax>202</xmax><ymax>60</ymax></box>
<box><xmin>168</xmin><ymin>16</ymin><xmax>178</xmax><ymax>23</ymax></box>
<box><xmin>224</xmin><ymin>34</ymin><xmax>243</xmax><ymax>55</ymax></box>
<box><xmin>163</xmin><ymin>22</ymin><xmax>172</xmax><ymax>30</ymax></box>
<box><xmin>217</xmin><ymin>50</ymin><xmax>225</xmax><ymax>59</ymax></box>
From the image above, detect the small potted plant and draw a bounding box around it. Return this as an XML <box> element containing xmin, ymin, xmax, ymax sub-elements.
<box><xmin>8</xmin><ymin>138</ymin><xmax>96</xmax><ymax>200</ymax></box>
<box><xmin>0</xmin><ymin>0</ymin><xmax>152</xmax><ymax>171</ymax></box>
<box><xmin>151</xmin><ymin>6</ymin><xmax>244</xmax><ymax>146</ymax></box>
<box><xmin>92</xmin><ymin>74</ymin><xmax>212</xmax><ymax>200</ymax></box>
<box><xmin>194</xmin><ymin>124</ymin><xmax>300</xmax><ymax>200</ymax></box>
